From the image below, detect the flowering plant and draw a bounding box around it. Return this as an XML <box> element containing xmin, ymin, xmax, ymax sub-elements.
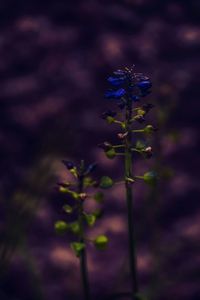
<box><xmin>99</xmin><ymin>65</ymin><xmax>157</xmax><ymax>300</ymax></box>
<box><xmin>55</xmin><ymin>160</ymin><xmax>109</xmax><ymax>300</ymax></box>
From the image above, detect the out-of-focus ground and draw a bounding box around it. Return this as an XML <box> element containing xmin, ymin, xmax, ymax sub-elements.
<box><xmin>0</xmin><ymin>0</ymin><xmax>199</xmax><ymax>299</ymax></box>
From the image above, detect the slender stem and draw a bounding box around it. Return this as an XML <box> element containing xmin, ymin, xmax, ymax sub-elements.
<box><xmin>132</xmin><ymin>129</ymin><xmax>144</xmax><ymax>133</ymax></box>
<box><xmin>113</xmin><ymin>145</ymin><xmax>125</xmax><ymax>149</ymax></box>
<box><xmin>124</xmin><ymin>102</ymin><xmax>139</xmax><ymax>299</ymax></box>
<box><xmin>114</xmin><ymin>120</ymin><xmax>123</xmax><ymax>125</ymax></box>
<box><xmin>78</xmin><ymin>175</ymin><xmax>91</xmax><ymax>300</ymax></box>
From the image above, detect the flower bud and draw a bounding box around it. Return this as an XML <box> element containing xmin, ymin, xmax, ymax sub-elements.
<box><xmin>144</xmin><ymin>125</ymin><xmax>157</xmax><ymax>134</ymax></box>
<box><xmin>94</xmin><ymin>235</ymin><xmax>109</xmax><ymax>250</ymax></box>
<box><xmin>143</xmin><ymin>171</ymin><xmax>157</xmax><ymax>186</ymax></box>
<box><xmin>79</xmin><ymin>193</ymin><xmax>87</xmax><ymax>200</ymax></box>
<box><xmin>117</xmin><ymin>132</ymin><xmax>128</xmax><ymax>139</ymax></box>
<box><xmin>143</xmin><ymin>146</ymin><xmax>153</xmax><ymax>158</ymax></box>
<box><xmin>105</xmin><ymin>148</ymin><xmax>116</xmax><ymax>159</ymax></box>
<box><xmin>54</xmin><ymin>221</ymin><xmax>68</xmax><ymax>234</ymax></box>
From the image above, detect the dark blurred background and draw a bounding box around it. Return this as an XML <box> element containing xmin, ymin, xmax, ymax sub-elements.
<box><xmin>0</xmin><ymin>0</ymin><xmax>199</xmax><ymax>299</ymax></box>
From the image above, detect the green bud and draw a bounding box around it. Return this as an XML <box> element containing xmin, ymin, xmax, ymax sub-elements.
<box><xmin>59</xmin><ymin>186</ymin><xmax>69</xmax><ymax>193</ymax></box>
<box><xmin>106</xmin><ymin>116</ymin><xmax>114</xmax><ymax>124</ymax></box>
<box><xmin>84</xmin><ymin>213</ymin><xmax>96</xmax><ymax>227</ymax></box>
<box><xmin>143</xmin><ymin>171</ymin><xmax>157</xmax><ymax>186</ymax></box>
<box><xmin>54</xmin><ymin>221</ymin><xmax>68</xmax><ymax>234</ymax></box>
<box><xmin>70</xmin><ymin>167</ymin><xmax>78</xmax><ymax>178</ymax></box>
<box><xmin>137</xmin><ymin>109</ymin><xmax>146</xmax><ymax>116</ymax></box>
<box><xmin>63</xmin><ymin>204</ymin><xmax>73</xmax><ymax>214</ymax></box>
<box><xmin>83</xmin><ymin>176</ymin><xmax>94</xmax><ymax>188</ymax></box>
<box><xmin>99</xmin><ymin>176</ymin><xmax>113</xmax><ymax>189</ymax></box>
<box><xmin>94</xmin><ymin>192</ymin><xmax>104</xmax><ymax>203</ymax></box>
<box><xmin>70</xmin><ymin>222</ymin><xmax>81</xmax><ymax>235</ymax></box>
<box><xmin>135</xmin><ymin>140</ymin><xmax>146</xmax><ymax>150</ymax></box>
<box><xmin>70</xmin><ymin>242</ymin><xmax>85</xmax><ymax>257</ymax></box>
<box><xmin>94</xmin><ymin>235</ymin><xmax>109</xmax><ymax>250</ymax></box>
<box><xmin>71</xmin><ymin>191</ymin><xmax>80</xmax><ymax>199</ymax></box>
<box><xmin>144</xmin><ymin>125</ymin><xmax>155</xmax><ymax>134</ymax></box>
<box><xmin>105</xmin><ymin>148</ymin><xmax>116</xmax><ymax>159</ymax></box>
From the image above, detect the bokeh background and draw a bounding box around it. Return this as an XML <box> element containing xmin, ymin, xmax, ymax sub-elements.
<box><xmin>0</xmin><ymin>0</ymin><xmax>199</xmax><ymax>299</ymax></box>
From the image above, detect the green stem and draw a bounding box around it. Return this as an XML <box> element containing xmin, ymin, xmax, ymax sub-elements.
<box><xmin>113</xmin><ymin>145</ymin><xmax>125</xmax><ymax>149</ymax></box>
<box><xmin>132</xmin><ymin>129</ymin><xmax>145</xmax><ymax>133</ymax></box>
<box><xmin>78</xmin><ymin>176</ymin><xmax>91</xmax><ymax>300</ymax></box>
<box><xmin>124</xmin><ymin>102</ymin><xmax>139</xmax><ymax>299</ymax></box>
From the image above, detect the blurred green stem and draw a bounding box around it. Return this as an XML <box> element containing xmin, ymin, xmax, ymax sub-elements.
<box><xmin>124</xmin><ymin>101</ymin><xmax>139</xmax><ymax>299</ymax></box>
<box><xmin>78</xmin><ymin>174</ymin><xmax>91</xmax><ymax>300</ymax></box>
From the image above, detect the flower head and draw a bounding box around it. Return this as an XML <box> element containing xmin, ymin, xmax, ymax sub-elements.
<box><xmin>105</xmin><ymin>65</ymin><xmax>152</xmax><ymax>103</ymax></box>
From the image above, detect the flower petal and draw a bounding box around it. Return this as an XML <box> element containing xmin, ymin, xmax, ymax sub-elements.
<box><xmin>137</xmin><ymin>80</ymin><xmax>152</xmax><ymax>89</ymax></box>
<box><xmin>107</xmin><ymin>76</ymin><xmax>126</xmax><ymax>86</ymax></box>
<box><xmin>105</xmin><ymin>88</ymin><xmax>126</xmax><ymax>99</ymax></box>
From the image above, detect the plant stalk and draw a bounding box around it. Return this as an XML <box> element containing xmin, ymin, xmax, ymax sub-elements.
<box><xmin>124</xmin><ymin>102</ymin><xmax>139</xmax><ymax>299</ymax></box>
<box><xmin>78</xmin><ymin>175</ymin><xmax>91</xmax><ymax>300</ymax></box>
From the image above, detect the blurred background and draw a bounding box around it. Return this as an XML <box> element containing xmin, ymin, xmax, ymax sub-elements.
<box><xmin>0</xmin><ymin>0</ymin><xmax>199</xmax><ymax>299</ymax></box>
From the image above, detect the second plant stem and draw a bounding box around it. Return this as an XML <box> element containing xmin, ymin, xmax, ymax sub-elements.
<box><xmin>78</xmin><ymin>175</ymin><xmax>91</xmax><ymax>300</ymax></box>
<box><xmin>124</xmin><ymin>101</ymin><xmax>139</xmax><ymax>299</ymax></box>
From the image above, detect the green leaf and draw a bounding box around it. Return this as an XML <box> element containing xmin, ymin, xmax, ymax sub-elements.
<box><xmin>99</xmin><ymin>176</ymin><xmax>113</xmax><ymax>189</ymax></box>
<box><xmin>143</xmin><ymin>171</ymin><xmax>157</xmax><ymax>186</ymax></box>
<box><xmin>94</xmin><ymin>235</ymin><xmax>109</xmax><ymax>250</ymax></box>
<box><xmin>70</xmin><ymin>222</ymin><xmax>81</xmax><ymax>235</ymax></box>
<box><xmin>70</xmin><ymin>242</ymin><xmax>85</xmax><ymax>257</ymax></box>
<box><xmin>63</xmin><ymin>204</ymin><xmax>73</xmax><ymax>214</ymax></box>
<box><xmin>84</xmin><ymin>213</ymin><xmax>96</xmax><ymax>227</ymax></box>
<box><xmin>54</xmin><ymin>221</ymin><xmax>68</xmax><ymax>234</ymax></box>
<box><xmin>105</xmin><ymin>148</ymin><xmax>116</xmax><ymax>159</ymax></box>
<box><xmin>94</xmin><ymin>192</ymin><xmax>104</xmax><ymax>203</ymax></box>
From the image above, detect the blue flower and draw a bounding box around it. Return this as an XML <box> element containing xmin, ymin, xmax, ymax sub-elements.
<box><xmin>105</xmin><ymin>88</ymin><xmax>126</xmax><ymax>99</ymax></box>
<box><xmin>137</xmin><ymin>80</ymin><xmax>152</xmax><ymax>89</ymax></box>
<box><xmin>105</xmin><ymin>66</ymin><xmax>152</xmax><ymax>103</ymax></box>
<box><xmin>113</xmin><ymin>69</ymin><xmax>126</xmax><ymax>76</ymax></box>
<box><xmin>107</xmin><ymin>76</ymin><xmax>126</xmax><ymax>86</ymax></box>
